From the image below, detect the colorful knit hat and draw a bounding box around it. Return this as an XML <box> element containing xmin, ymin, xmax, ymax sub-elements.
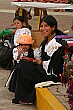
<box><xmin>17</xmin><ymin>34</ymin><xmax>34</xmax><ymax>44</ymax></box>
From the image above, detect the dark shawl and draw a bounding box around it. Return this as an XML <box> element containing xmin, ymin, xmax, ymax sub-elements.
<box><xmin>40</xmin><ymin>30</ymin><xmax>66</xmax><ymax>76</ymax></box>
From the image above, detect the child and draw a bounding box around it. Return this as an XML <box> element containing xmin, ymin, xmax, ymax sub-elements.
<box><xmin>9</xmin><ymin>34</ymin><xmax>49</xmax><ymax>104</ymax></box>
<box><xmin>8</xmin><ymin>34</ymin><xmax>34</xmax><ymax>102</ymax></box>
<box><xmin>13</xmin><ymin>34</ymin><xmax>34</xmax><ymax>62</ymax></box>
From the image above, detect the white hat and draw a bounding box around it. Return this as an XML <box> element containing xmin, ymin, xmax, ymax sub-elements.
<box><xmin>14</xmin><ymin>28</ymin><xmax>31</xmax><ymax>46</ymax></box>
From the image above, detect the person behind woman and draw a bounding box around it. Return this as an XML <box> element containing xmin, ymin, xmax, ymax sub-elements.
<box><xmin>0</xmin><ymin>16</ymin><xmax>31</xmax><ymax>69</ymax></box>
<box><xmin>13</xmin><ymin>16</ymin><xmax>31</xmax><ymax>46</ymax></box>
<box><xmin>0</xmin><ymin>16</ymin><xmax>28</xmax><ymax>42</ymax></box>
<box><xmin>9</xmin><ymin>15</ymin><xmax>67</xmax><ymax>104</ymax></box>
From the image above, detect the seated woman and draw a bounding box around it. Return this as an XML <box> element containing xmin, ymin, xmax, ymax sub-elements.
<box><xmin>9</xmin><ymin>15</ymin><xmax>66</xmax><ymax>104</ymax></box>
<box><xmin>0</xmin><ymin>16</ymin><xmax>31</xmax><ymax>70</ymax></box>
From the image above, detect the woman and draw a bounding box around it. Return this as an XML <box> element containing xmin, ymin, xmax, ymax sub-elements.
<box><xmin>0</xmin><ymin>16</ymin><xmax>31</xmax><ymax>69</ymax></box>
<box><xmin>10</xmin><ymin>15</ymin><xmax>66</xmax><ymax>104</ymax></box>
<box><xmin>39</xmin><ymin>15</ymin><xmax>67</xmax><ymax>78</ymax></box>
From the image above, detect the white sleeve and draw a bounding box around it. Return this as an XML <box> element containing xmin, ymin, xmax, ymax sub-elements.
<box><xmin>13</xmin><ymin>48</ymin><xmax>18</xmax><ymax>61</ymax></box>
<box><xmin>34</xmin><ymin>48</ymin><xmax>41</xmax><ymax>60</ymax></box>
<box><xmin>14</xmin><ymin>30</ymin><xmax>20</xmax><ymax>46</ymax></box>
<box><xmin>43</xmin><ymin>60</ymin><xmax>50</xmax><ymax>73</ymax></box>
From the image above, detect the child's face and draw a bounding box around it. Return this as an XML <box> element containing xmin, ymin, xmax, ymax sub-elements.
<box><xmin>21</xmin><ymin>44</ymin><xmax>30</xmax><ymax>52</ymax></box>
<box><xmin>13</xmin><ymin>19</ymin><xmax>25</xmax><ymax>29</ymax></box>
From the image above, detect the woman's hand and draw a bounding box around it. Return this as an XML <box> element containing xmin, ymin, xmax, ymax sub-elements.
<box><xmin>10</xmin><ymin>29</ymin><xmax>16</xmax><ymax>34</ymax></box>
<box><xmin>33</xmin><ymin>59</ymin><xmax>42</xmax><ymax>65</ymax></box>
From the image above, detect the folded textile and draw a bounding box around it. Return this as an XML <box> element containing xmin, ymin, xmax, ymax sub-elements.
<box><xmin>35</xmin><ymin>81</ymin><xmax>62</xmax><ymax>88</ymax></box>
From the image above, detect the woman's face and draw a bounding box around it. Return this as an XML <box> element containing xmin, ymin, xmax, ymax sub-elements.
<box><xmin>13</xmin><ymin>19</ymin><xmax>25</xmax><ymax>29</ymax></box>
<box><xmin>40</xmin><ymin>21</ymin><xmax>55</xmax><ymax>37</ymax></box>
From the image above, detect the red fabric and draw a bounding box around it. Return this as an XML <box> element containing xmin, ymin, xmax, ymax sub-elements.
<box><xmin>29</xmin><ymin>58</ymin><xmax>33</xmax><ymax>62</ymax></box>
<box><xmin>68</xmin><ymin>43</ymin><xmax>73</xmax><ymax>47</ymax></box>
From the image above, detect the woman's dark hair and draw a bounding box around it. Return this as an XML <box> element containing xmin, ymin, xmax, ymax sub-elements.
<box><xmin>13</xmin><ymin>16</ymin><xmax>25</xmax><ymax>23</ymax></box>
<box><xmin>40</xmin><ymin>15</ymin><xmax>57</xmax><ymax>47</ymax></box>
<box><xmin>13</xmin><ymin>16</ymin><xmax>32</xmax><ymax>30</ymax></box>
<box><xmin>40</xmin><ymin>15</ymin><xmax>64</xmax><ymax>35</ymax></box>
<box><xmin>40</xmin><ymin>15</ymin><xmax>57</xmax><ymax>31</ymax></box>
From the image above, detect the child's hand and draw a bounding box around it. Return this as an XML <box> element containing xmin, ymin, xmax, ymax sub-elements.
<box><xmin>21</xmin><ymin>56</ymin><xmax>29</xmax><ymax>61</ymax></box>
<box><xmin>17</xmin><ymin>46</ymin><xmax>23</xmax><ymax>55</ymax></box>
<box><xmin>21</xmin><ymin>57</ymin><xmax>42</xmax><ymax>65</ymax></box>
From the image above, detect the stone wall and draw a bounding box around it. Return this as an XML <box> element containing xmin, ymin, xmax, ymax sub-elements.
<box><xmin>0</xmin><ymin>10</ymin><xmax>73</xmax><ymax>34</ymax></box>
<box><xmin>29</xmin><ymin>11</ymin><xmax>73</xmax><ymax>34</ymax></box>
